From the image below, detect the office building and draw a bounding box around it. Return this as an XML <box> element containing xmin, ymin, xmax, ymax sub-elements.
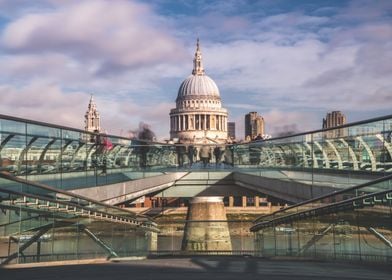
<box><xmin>228</xmin><ymin>122</ymin><xmax>236</xmax><ymax>140</ymax></box>
<box><xmin>245</xmin><ymin>112</ymin><xmax>264</xmax><ymax>140</ymax></box>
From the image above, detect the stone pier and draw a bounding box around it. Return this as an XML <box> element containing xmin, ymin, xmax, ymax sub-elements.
<box><xmin>181</xmin><ymin>197</ymin><xmax>232</xmax><ymax>251</ymax></box>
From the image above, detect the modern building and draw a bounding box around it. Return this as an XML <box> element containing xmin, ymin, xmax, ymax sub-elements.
<box><xmin>245</xmin><ymin>112</ymin><xmax>264</xmax><ymax>140</ymax></box>
<box><xmin>228</xmin><ymin>122</ymin><xmax>236</xmax><ymax>140</ymax></box>
<box><xmin>322</xmin><ymin>111</ymin><xmax>347</xmax><ymax>138</ymax></box>
<box><xmin>84</xmin><ymin>95</ymin><xmax>101</xmax><ymax>134</ymax></box>
<box><xmin>322</xmin><ymin>111</ymin><xmax>346</xmax><ymax>129</ymax></box>
<box><xmin>169</xmin><ymin>39</ymin><xmax>228</xmax><ymax>144</ymax></box>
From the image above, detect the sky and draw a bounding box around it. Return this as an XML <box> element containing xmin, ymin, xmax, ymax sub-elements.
<box><xmin>0</xmin><ymin>0</ymin><xmax>391</xmax><ymax>140</ymax></box>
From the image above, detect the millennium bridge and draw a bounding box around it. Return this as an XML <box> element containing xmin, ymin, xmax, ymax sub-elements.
<box><xmin>0</xmin><ymin>113</ymin><xmax>391</xmax><ymax>265</ymax></box>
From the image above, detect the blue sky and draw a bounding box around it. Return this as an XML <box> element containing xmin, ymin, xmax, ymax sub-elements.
<box><xmin>0</xmin><ymin>0</ymin><xmax>391</xmax><ymax>139</ymax></box>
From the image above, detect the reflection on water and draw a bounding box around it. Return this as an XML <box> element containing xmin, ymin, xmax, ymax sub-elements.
<box><xmin>0</xmin><ymin>229</ymin><xmax>151</xmax><ymax>263</ymax></box>
<box><xmin>157</xmin><ymin>236</ymin><xmax>255</xmax><ymax>251</ymax></box>
<box><xmin>156</xmin><ymin>220</ymin><xmax>255</xmax><ymax>252</ymax></box>
<box><xmin>258</xmin><ymin>227</ymin><xmax>392</xmax><ymax>261</ymax></box>
<box><xmin>1</xmin><ymin>220</ymin><xmax>391</xmax><ymax>264</ymax></box>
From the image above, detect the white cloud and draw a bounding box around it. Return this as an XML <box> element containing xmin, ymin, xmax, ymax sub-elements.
<box><xmin>199</xmin><ymin>23</ymin><xmax>391</xmax><ymax>117</ymax></box>
<box><xmin>0</xmin><ymin>83</ymin><xmax>88</xmax><ymax>127</ymax></box>
<box><xmin>1</xmin><ymin>0</ymin><xmax>186</xmax><ymax>76</ymax></box>
<box><xmin>263</xmin><ymin>110</ymin><xmax>319</xmax><ymax>136</ymax></box>
<box><xmin>226</xmin><ymin>103</ymin><xmax>259</xmax><ymax>110</ymax></box>
<box><xmin>0</xmin><ymin>82</ymin><xmax>172</xmax><ymax>139</ymax></box>
<box><xmin>0</xmin><ymin>0</ymin><xmax>188</xmax><ymax>140</ymax></box>
<box><xmin>0</xmin><ymin>0</ymin><xmax>391</xmax><ymax>142</ymax></box>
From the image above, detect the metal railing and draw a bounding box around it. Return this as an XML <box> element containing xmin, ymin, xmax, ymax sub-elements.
<box><xmin>1</xmin><ymin>113</ymin><xmax>391</xmax><ymax>178</ymax></box>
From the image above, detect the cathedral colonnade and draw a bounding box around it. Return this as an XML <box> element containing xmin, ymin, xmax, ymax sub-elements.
<box><xmin>170</xmin><ymin>113</ymin><xmax>227</xmax><ymax>133</ymax></box>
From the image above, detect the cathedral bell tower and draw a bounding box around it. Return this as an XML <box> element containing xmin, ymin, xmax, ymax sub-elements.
<box><xmin>84</xmin><ymin>95</ymin><xmax>101</xmax><ymax>141</ymax></box>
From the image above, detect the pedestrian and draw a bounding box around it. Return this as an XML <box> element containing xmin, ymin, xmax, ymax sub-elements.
<box><xmin>213</xmin><ymin>146</ymin><xmax>222</xmax><ymax>166</ymax></box>
<box><xmin>199</xmin><ymin>142</ymin><xmax>212</xmax><ymax>168</ymax></box>
<box><xmin>187</xmin><ymin>145</ymin><xmax>196</xmax><ymax>167</ymax></box>
<box><xmin>176</xmin><ymin>143</ymin><xmax>186</xmax><ymax>168</ymax></box>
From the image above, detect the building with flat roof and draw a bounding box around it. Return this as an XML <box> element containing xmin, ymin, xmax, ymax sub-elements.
<box><xmin>322</xmin><ymin>111</ymin><xmax>346</xmax><ymax>129</ymax></box>
<box><xmin>245</xmin><ymin>112</ymin><xmax>264</xmax><ymax>140</ymax></box>
<box><xmin>228</xmin><ymin>122</ymin><xmax>235</xmax><ymax>140</ymax></box>
<box><xmin>322</xmin><ymin>111</ymin><xmax>347</xmax><ymax>138</ymax></box>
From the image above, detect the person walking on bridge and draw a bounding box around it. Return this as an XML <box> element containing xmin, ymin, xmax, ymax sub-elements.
<box><xmin>187</xmin><ymin>145</ymin><xmax>196</xmax><ymax>167</ymax></box>
<box><xmin>199</xmin><ymin>143</ymin><xmax>212</xmax><ymax>168</ymax></box>
<box><xmin>214</xmin><ymin>146</ymin><xmax>222</xmax><ymax>167</ymax></box>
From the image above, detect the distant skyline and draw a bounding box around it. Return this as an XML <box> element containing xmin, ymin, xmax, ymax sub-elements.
<box><xmin>0</xmin><ymin>0</ymin><xmax>391</xmax><ymax>140</ymax></box>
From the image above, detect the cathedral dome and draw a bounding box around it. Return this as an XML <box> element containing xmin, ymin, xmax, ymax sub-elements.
<box><xmin>169</xmin><ymin>38</ymin><xmax>228</xmax><ymax>144</ymax></box>
<box><xmin>177</xmin><ymin>74</ymin><xmax>220</xmax><ymax>100</ymax></box>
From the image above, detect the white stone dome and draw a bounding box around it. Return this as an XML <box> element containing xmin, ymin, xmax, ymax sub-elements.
<box><xmin>169</xmin><ymin>38</ymin><xmax>228</xmax><ymax>144</ymax></box>
<box><xmin>177</xmin><ymin>74</ymin><xmax>220</xmax><ymax>101</ymax></box>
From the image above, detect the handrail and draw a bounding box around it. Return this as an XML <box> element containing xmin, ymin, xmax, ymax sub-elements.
<box><xmin>238</xmin><ymin>113</ymin><xmax>392</xmax><ymax>144</ymax></box>
<box><xmin>251</xmin><ymin>187</ymin><xmax>392</xmax><ymax>232</ymax></box>
<box><xmin>0</xmin><ymin>186</ymin><xmax>133</xmax><ymax>221</ymax></box>
<box><xmin>253</xmin><ymin>173</ymin><xmax>392</xmax><ymax>224</ymax></box>
<box><xmin>0</xmin><ymin>171</ymin><xmax>139</xmax><ymax>218</ymax></box>
<box><xmin>0</xmin><ymin>113</ymin><xmax>116</xmax><ymax>138</ymax></box>
<box><xmin>0</xmin><ymin>113</ymin><xmax>169</xmax><ymax>145</ymax></box>
<box><xmin>2</xmin><ymin>113</ymin><xmax>392</xmax><ymax>146</ymax></box>
<box><xmin>0</xmin><ymin>176</ymin><xmax>158</xmax><ymax>231</ymax></box>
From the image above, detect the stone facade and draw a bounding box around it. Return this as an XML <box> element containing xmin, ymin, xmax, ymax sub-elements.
<box><xmin>322</xmin><ymin>111</ymin><xmax>346</xmax><ymax>129</ymax></box>
<box><xmin>181</xmin><ymin>197</ymin><xmax>232</xmax><ymax>251</ymax></box>
<box><xmin>322</xmin><ymin>111</ymin><xmax>347</xmax><ymax>138</ymax></box>
<box><xmin>245</xmin><ymin>112</ymin><xmax>264</xmax><ymax>140</ymax></box>
<box><xmin>84</xmin><ymin>95</ymin><xmax>101</xmax><ymax>134</ymax></box>
<box><xmin>170</xmin><ymin>39</ymin><xmax>228</xmax><ymax>144</ymax></box>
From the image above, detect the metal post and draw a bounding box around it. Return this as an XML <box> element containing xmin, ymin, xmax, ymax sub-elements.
<box><xmin>332</xmin><ymin>223</ymin><xmax>336</xmax><ymax>260</ymax></box>
<box><xmin>81</xmin><ymin>226</ymin><xmax>118</xmax><ymax>258</ymax></box>
<box><xmin>273</xmin><ymin>223</ymin><xmax>277</xmax><ymax>256</ymax></box>
<box><xmin>356</xmin><ymin>213</ymin><xmax>362</xmax><ymax>261</ymax></box>
<box><xmin>36</xmin><ymin>240</ymin><xmax>41</xmax><ymax>262</ymax></box>
<box><xmin>288</xmin><ymin>223</ymin><xmax>293</xmax><ymax>256</ymax></box>
<box><xmin>310</xmin><ymin>134</ymin><xmax>314</xmax><ymax>199</ymax></box>
<box><xmin>7</xmin><ymin>236</ymin><xmax>11</xmax><ymax>257</ymax></box>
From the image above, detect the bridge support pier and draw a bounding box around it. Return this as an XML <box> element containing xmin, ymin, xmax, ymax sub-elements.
<box><xmin>229</xmin><ymin>196</ymin><xmax>234</xmax><ymax>207</ymax></box>
<box><xmin>181</xmin><ymin>197</ymin><xmax>232</xmax><ymax>252</ymax></box>
<box><xmin>148</xmin><ymin>231</ymin><xmax>158</xmax><ymax>251</ymax></box>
